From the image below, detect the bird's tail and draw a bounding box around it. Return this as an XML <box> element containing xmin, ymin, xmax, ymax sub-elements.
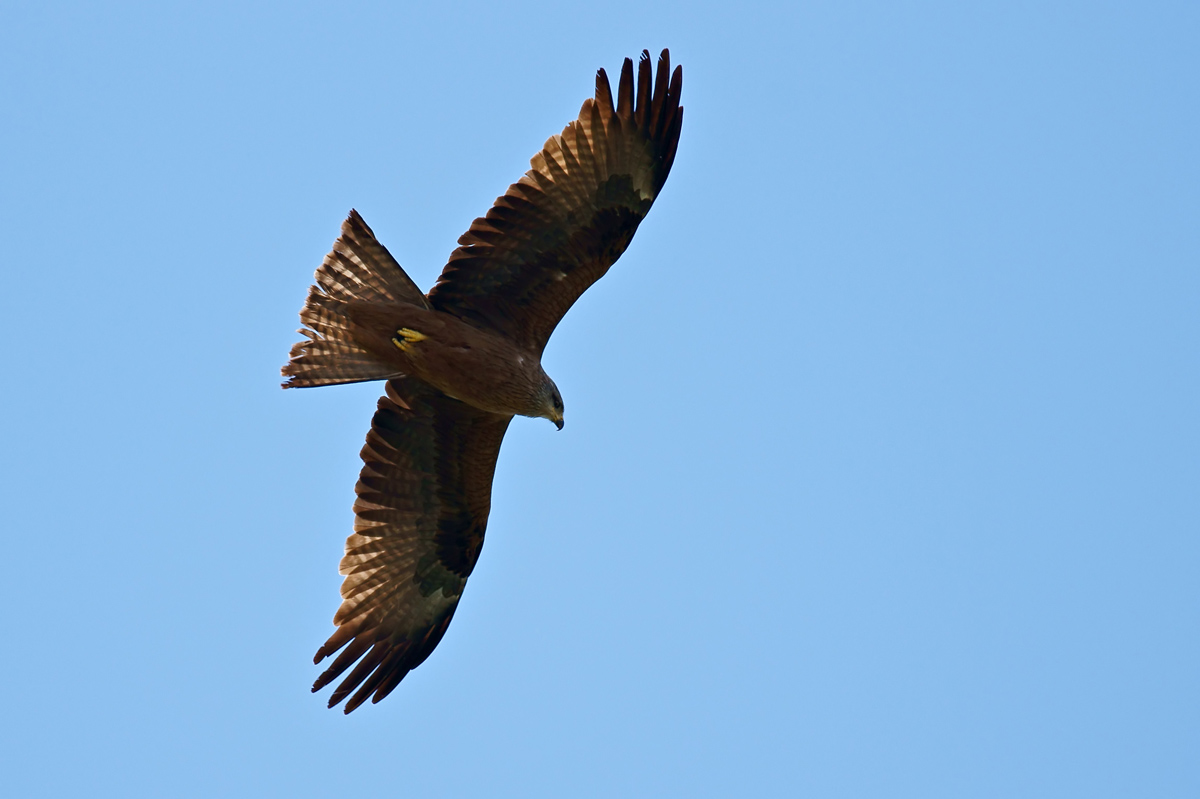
<box><xmin>282</xmin><ymin>210</ymin><xmax>429</xmax><ymax>388</ymax></box>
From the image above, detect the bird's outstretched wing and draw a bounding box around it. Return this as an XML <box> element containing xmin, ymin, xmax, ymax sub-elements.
<box><xmin>427</xmin><ymin>49</ymin><xmax>683</xmax><ymax>354</ymax></box>
<box><xmin>312</xmin><ymin>379</ymin><xmax>512</xmax><ymax>713</ymax></box>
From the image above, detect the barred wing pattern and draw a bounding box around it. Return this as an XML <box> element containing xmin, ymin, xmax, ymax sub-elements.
<box><xmin>428</xmin><ymin>49</ymin><xmax>683</xmax><ymax>354</ymax></box>
<box><xmin>312</xmin><ymin>379</ymin><xmax>512</xmax><ymax>712</ymax></box>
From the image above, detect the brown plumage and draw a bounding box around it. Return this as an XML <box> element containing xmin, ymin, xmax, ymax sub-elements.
<box><xmin>282</xmin><ymin>49</ymin><xmax>683</xmax><ymax>712</ymax></box>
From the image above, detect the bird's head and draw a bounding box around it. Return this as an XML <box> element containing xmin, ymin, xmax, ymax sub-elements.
<box><xmin>538</xmin><ymin>377</ymin><xmax>565</xmax><ymax>430</ymax></box>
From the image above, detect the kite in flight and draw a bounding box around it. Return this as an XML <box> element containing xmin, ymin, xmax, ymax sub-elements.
<box><xmin>282</xmin><ymin>50</ymin><xmax>683</xmax><ymax>712</ymax></box>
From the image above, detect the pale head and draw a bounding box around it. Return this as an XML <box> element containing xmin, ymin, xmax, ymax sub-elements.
<box><xmin>537</xmin><ymin>376</ymin><xmax>565</xmax><ymax>430</ymax></box>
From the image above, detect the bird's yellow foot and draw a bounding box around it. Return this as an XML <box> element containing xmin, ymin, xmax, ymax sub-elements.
<box><xmin>392</xmin><ymin>327</ymin><xmax>428</xmax><ymax>352</ymax></box>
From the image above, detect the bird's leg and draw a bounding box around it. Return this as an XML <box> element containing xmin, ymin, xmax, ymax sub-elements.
<box><xmin>391</xmin><ymin>327</ymin><xmax>428</xmax><ymax>352</ymax></box>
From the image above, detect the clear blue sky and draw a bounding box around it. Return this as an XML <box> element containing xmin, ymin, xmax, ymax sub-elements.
<box><xmin>2</xmin><ymin>1</ymin><xmax>1197</xmax><ymax>796</ymax></box>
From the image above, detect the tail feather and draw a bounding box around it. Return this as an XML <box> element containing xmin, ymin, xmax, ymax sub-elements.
<box><xmin>282</xmin><ymin>210</ymin><xmax>425</xmax><ymax>388</ymax></box>
<box><xmin>313</xmin><ymin>209</ymin><xmax>428</xmax><ymax>308</ymax></box>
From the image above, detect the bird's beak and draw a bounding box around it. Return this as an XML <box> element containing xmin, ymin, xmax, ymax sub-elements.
<box><xmin>553</xmin><ymin>417</ymin><xmax>564</xmax><ymax>431</ymax></box>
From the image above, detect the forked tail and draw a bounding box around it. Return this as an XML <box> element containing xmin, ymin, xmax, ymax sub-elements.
<box><xmin>282</xmin><ymin>210</ymin><xmax>428</xmax><ymax>388</ymax></box>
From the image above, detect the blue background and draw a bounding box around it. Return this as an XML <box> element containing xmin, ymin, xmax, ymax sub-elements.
<box><xmin>2</xmin><ymin>1</ymin><xmax>1197</xmax><ymax>796</ymax></box>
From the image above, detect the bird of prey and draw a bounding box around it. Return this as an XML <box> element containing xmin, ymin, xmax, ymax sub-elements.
<box><xmin>282</xmin><ymin>49</ymin><xmax>683</xmax><ymax>713</ymax></box>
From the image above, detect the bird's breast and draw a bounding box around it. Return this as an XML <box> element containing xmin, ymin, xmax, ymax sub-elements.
<box><xmin>372</xmin><ymin>307</ymin><xmax>543</xmax><ymax>417</ymax></box>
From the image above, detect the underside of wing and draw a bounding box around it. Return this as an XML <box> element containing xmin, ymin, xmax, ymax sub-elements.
<box><xmin>427</xmin><ymin>49</ymin><xmax>684</xmax><ymax>354</ymax></box>
<box><xmin>311</xmin><ymin>379</ymin><xmax>512</xmax><ymax>712</ymax></box>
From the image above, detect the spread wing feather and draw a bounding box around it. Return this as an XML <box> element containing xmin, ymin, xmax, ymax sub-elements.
<box><xmin>311</xmin><ymin>379</ymin><xmax>512</xmax><ymax>712</ymax></box>
<box><xmin>427</xmin><ymin>49</ymin><xmax>683</xmax><ymax>353</ymax></box>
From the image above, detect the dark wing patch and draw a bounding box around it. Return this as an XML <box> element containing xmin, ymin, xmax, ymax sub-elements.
<box><xmin>427</xmin><ymin>49</ymin><xmax>683</xmax><ymax>354</ymax></box>
<box><xmin>312</xmin><ymin>379</ymin><xmax>512</xmax><ymax>712</ymax></box>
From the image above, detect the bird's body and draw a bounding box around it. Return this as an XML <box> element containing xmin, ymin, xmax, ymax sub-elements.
<box><xmin>342</xmin><ymin>300</ymin><xmax>557</xmax><ymax>420</ymax></box>
<box><xmin>282</xmin><ymin>50</ymin><xmax>682</xmax><ymax>712</ymax></box>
